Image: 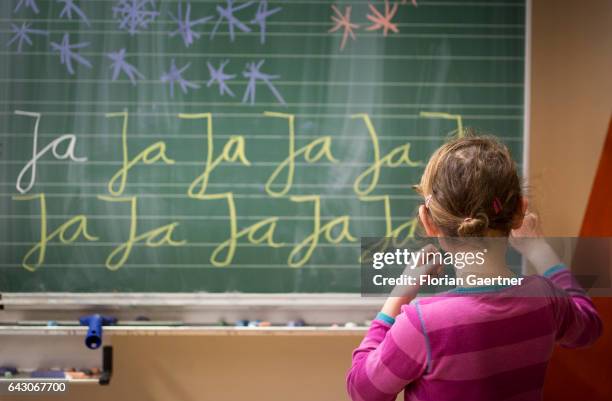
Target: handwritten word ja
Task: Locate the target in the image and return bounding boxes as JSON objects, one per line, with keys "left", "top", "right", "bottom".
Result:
{"left": 15, "top": 111, "right": 87, "bottom": 194}
{"left": 180, "top": 113, "right": 250, "bottom": 198}
{"left": 12, "top": 193, "right": 98, "bottom": 271}
{"left": 352, "top": 113, "right": 421, "bottom": 196}
{"left": 106, "top": 110, "right": 175, "bottom": 196}
{"left": 265, "top": 112, "right": 338, "bottom": 197}
{"left": 288, "top": 195, "right": 356, "bottom": 268}
{"left": 98, "top": 195, "right": 185, "bottom": 270}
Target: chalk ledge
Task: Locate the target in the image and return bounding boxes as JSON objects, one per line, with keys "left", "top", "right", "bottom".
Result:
{"left": 0, "top": 325, "right": 367, "bottom": 336}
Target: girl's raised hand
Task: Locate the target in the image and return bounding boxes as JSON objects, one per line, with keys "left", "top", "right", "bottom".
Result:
{"left": 510, "top": 212, "right": 562, "bottom": 275}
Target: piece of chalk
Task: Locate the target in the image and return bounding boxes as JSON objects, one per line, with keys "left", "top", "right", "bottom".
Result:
{"left": 248, "top": 320, "right": 261, "bottom": 327}
{"left": 344, "top": 322, "right": 358, "bottom": 328}
{"left": 235, "top": 320, "right": 249, "bottom": 327}
{"left": 258, "top": 321, "right": 271, "bottom": 327}
{"left": 0, "top": 367, "right": 18, "bottom": 375}
{"left": 287, "top": 319, "right": 305, "bottom": 327}
{"left": 66, "top": 371, "right": 86, "bottom": 380}
{"left": 31, "top": 370, "right": 65, "bottom": 379}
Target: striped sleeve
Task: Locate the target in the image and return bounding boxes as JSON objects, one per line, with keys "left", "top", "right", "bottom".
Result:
{"left": 544, "top": 265, "right": 603, "bottom": 348}
{"left": 346, "top": 306, "right": 428, "bottom": 401}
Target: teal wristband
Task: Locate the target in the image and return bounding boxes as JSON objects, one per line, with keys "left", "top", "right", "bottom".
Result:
{"left": 376, "top": 312, "right": 395, "bottom": 325}
{"left": 543, "top": 264, "right": 567, "bottom": 278}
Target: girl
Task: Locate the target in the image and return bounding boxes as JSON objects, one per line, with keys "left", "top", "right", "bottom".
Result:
{"left": 347, "top": 135, "right": 602, "bottom": 401}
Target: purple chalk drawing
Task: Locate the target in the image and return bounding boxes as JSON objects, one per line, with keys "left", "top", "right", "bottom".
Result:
{"left": 210, "top": 0, "right": 254, "bottom": 42}
{"left": 58, "top": 0, "right": 90, "bottom": 26}
{"left": 206, "top": 60, "right": 236, "bottom": 97}
{"left": 112, "top": 0, "right": 159, "bottom": 35}
{"left": 169, "top": 2, "right": 212, "bottom": 47}
{"left": 107, "top": 49, "right": 144, "bottom": 85}
{"left": 50, "top": 33, "right": 92, "bottom": 75}
{"left": 14, "top": 0, "right": 39, "bottom": 14}
{"left": 6, "top": 22, "right": 48, "bottom": 53}
{"left": 242, "top": 60, "right": 285, "bottom": 106}
{"left": 251, "top": 0, "right": 281, "bottom": 45}
{"left": 161, "top": 59, "right": 199, "bottom": 98}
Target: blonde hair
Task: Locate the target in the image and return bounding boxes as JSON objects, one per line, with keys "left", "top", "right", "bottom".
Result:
{"left": 414, "top": 133, "right": 522, "bottom": 237}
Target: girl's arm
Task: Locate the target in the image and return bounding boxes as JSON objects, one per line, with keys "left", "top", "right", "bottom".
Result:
{"left": 544, "top": 265, "right": 602, "bottom": 348}
{"left": 346, "top": 306, "right": 428, "bottom": 401}
{"left": 511, "top": 213, "right": 603, "bottom": 348}
{"left": 347, "top": 246, "right": 440, "bottom": 401}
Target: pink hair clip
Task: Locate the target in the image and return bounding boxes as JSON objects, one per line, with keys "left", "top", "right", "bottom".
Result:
{"left": 492, "top": 197, "right": 503, "bottom": 214}
{"left": 425, "top": 195, "right": 432, "bottom": 209}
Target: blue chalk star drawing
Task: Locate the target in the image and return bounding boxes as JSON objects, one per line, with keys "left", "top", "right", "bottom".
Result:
{"left": 210, "top": 0, "right": 254, "bottom": 42}
{"left": 251, "top": 0, "right": 281, "bottom": 44}
{"left": 206, "top": 60, "right": 236, "bottom": 97}
{"left": 107, "top": 49, "right": 144, "bottom": 85}
{"left": 14, "top": 0, "right": 39, "bottom": 14}
{"left": 112, "top": 0, "right": 159, "bottom": 35}
{"left": 169, "top": 2, "right": 212, "bottom": 47}
{"left": 161, "top": 59, "right": 199, "bottom": 98}
{"left": 6, "top": 22, "right": 48, "bottom": 53}
{"left": 242, "top": 60, "right": 285, "bottom": 105}
{"left": 57, "top": 0, "right": 90, "bottom": 26}
{"left": 50, "top": 33, "right": 92, "bottom": 75}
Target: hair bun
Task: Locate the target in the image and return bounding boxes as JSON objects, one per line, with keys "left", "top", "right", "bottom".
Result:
{"left": 457, "top": 213, "right": 489, "bottom": 237}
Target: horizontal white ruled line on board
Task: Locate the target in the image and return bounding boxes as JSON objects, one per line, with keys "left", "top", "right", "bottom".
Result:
{"left": 38, "top": 0, "right": 524, "bottom": 7}
{"left": 1, "top": 160, "right": 408, "bottom": 167}
{"left": 0, "top": 161, "right": 521, "bottom": 168}
{"left": 0, "top": 133, "right": 523, "bottom": 141}
{"left": 1, "top": 215, "right": 414, "bottom": 221}
{"left": 0, "top": 51, "right": 523, "bottom": 61}
{"left": 0, "top": 99, "right": 524, "bottom": 109}
{"left": 0, "top": 161, "right": 425, "bottom": 168}
{"left": 0, "top": 29, "right": 524, "bottom": 40}
{"left": 0, "top": 18, "right": 524, "bottom": 29}
{"left": 0, "top": 182, "right": 414, "bottom": 189}
{"left": 0, "top": 182, "right": 416, "bottom": 190}
{"left": 0, "top": 242, "right": 361, "bottom": 248}
{"left": 0, "top": 264, "right": 360, "bottom": 269}
{"left": 1, "top": 78, "right": 523, "bottom": 89}
{"left": 0, "top": 79, "right": 524, "bottom": 87}
{"left": 0, "top": 193, "right": 422, "bottom": 199}
{"left": 0, "top": 111, "right": 523, "bottom": 119}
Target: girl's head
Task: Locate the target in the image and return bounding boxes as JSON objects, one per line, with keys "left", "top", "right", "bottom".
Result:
{"left": 415, "top": 134, "right": 526, "bottom": 237}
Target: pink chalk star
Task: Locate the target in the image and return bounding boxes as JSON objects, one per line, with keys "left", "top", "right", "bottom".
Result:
{"left": 328, "top": 5, "right": 359, "bottom": 51}
{"left": 367, "top": 0, "right": 399, "bottom": 36}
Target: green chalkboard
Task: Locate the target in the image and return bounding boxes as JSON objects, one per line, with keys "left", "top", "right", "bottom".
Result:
{"left": 0, "top": 0, "right": 525, "bottom": 292}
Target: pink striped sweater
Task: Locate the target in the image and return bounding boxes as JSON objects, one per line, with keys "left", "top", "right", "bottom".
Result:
{"left": 347, "top": 266, "right": 602, "bottom": 401}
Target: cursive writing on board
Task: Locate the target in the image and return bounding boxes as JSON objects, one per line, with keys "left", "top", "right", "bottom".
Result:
{"left": 11, "top": 110, "right": 462, "bottom": 271}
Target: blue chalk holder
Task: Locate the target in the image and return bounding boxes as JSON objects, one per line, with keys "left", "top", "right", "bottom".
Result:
{"left": 79, "top": 314, "right": 117, "bottom": 350}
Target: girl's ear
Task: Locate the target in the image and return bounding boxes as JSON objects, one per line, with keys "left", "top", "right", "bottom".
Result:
{"left": 419, "top": 205, "right": 441, "bottom": 237}
{"left": 510, "top": 196, "right": 528, "bottom": 230}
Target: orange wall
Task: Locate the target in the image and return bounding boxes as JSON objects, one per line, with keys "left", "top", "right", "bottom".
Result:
{"left": 530, "top": 1, "right": 612, "bottom": 400}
